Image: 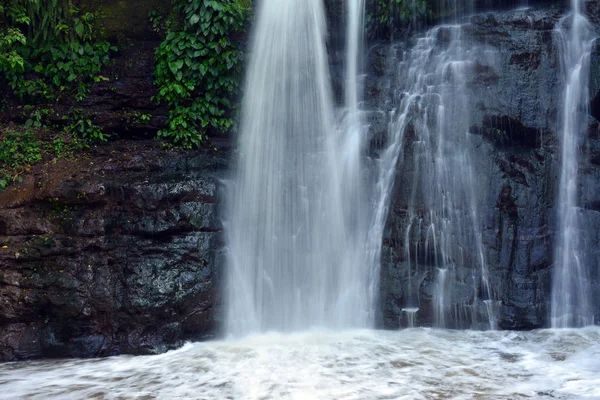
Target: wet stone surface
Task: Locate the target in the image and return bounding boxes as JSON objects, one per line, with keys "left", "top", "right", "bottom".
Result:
{"left": 0, "top": 140, "right": 228, "bottom": 361}
{"left": 378, "top": 5, "right": 600, "bottom": 330}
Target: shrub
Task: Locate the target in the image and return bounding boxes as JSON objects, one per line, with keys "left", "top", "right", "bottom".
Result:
{"left": 153, "top": 0, "right": 249, "bottom": 148}
{"left": 0, "top": 0, "right": 115, "bottom": 102}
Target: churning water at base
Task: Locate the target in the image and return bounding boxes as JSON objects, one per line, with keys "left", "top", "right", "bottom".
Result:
{"left": 551, "top": 0, "right": 596, "bottom": 328}
{"left": 2, "top": 328, "right": 600, "bottom": 399}
{"left": 225, "top": 0, "right": 374, "bottom": 334}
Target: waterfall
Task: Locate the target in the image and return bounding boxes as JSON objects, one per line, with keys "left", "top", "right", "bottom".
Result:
{"left": 551, "top": 0, "right": 596, "bottom": 328}
{"left": 225, "top": 0, "right": 374, "bottom": 335}
{"left": 389, "top": 23, "right": 499, "bottom": 329}
{"left": 346, "top": 0, "right": 364, "bottom": 116}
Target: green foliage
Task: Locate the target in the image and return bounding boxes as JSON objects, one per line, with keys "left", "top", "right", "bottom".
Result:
{"left": 32, "top": 38, "right": 114, "bottom": 101}
{"left": 24, "top": 107, "right": 52, "bottom": 128}
{"left": 149, "top": 9, "right": 166, "bottom": 34}
{"left": 52, "top": 137, "right": 67, "bottom": 157}
{"left": 0, "top": 0, "right": 115, "bottom": 102}
{"left": 63, "top": 110, "right": 107, "bottom": 142}
{"left": 0, "top": 123, "right": 96, "bottom": 191}
{"left": 48, "top": 131, "right": 86, "bottom": 158}
{"left": 0, "top": 1, "right": 116, "bottom": 191}
{"left": 149, "top": 8, "right": 180, "bottom": 36}
{"left": 366, "top": 0, "right": 429, "bottom": 39}
{"left": 0, "top": 129, "right": 41, "bottom": 190}
{"left": 153, "top": 0, "right": 249, "bottom": 148}
{"left": 0, "top": 129, "right": 41, "bottom": 169}
{"left": 0, "top": 27, "right": 26, "bottom": 86}
{"left": 140, "top": 113, "right": 152, "bottom": 124}
{"left": 66, "top": 118, "right": 106, "bottom": 142}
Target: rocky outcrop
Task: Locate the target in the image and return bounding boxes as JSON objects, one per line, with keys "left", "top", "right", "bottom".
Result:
{"left": 77, "top": 0, "right": 171, "bottom": 41}
{"left": 79, "top": 40, "right": 168, "bottom": 138}
{"left": 0, "top": 140, "right": 227, "bottom": 361}
{"left": 591, "top": 38, "right": 600, "bottom": 121}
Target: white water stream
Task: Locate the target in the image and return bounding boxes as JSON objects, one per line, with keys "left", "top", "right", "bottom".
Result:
{"left": 2, "top": 328, "right": 599, "bottom": 399}
{"left": 551, "top": 0, "right": 596, "bottom": 328}
{"left": 225, "top": 0, "right": 383, "bottom": 335}
{"left": 389, "top": 22, "right": 499, "bottom": 329}
{"left": 225, "top": 0, "right": 363, "bottom": 334}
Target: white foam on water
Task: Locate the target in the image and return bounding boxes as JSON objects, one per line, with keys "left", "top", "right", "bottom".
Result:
{"left": 2, "top": 328, "right": 599, "bottom": 399}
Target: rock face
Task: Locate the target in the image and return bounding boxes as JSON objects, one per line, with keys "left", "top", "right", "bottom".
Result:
{"left": 78, "top": 0, "right": 171, "bottom": 41}
{"left": 378, "top": 4, "right": 600, "bottom": 330}
{"left": 0, "top": 141, "right": 227, "bottom": 361}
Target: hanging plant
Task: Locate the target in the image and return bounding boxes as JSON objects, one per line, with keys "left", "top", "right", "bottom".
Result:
{"left": 153, "top": 0, "right": 250, "bottom": 148}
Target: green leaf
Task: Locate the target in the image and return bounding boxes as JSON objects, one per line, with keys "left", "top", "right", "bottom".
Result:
{"left": 75, "top": 22, "right": 85, "bottom": 37}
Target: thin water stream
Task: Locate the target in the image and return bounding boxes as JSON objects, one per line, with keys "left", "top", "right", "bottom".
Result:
{"left": 551, "top": 0, "right": 596, "bottom": 328}
{"left": 389, "top": 22, "right": 499, "bottom": 329}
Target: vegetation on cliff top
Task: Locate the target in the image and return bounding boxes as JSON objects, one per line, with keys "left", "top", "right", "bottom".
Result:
{"left": 153, "top": 0, "right": 250, "bottom": 148}
{"left": 366, "top": 0, "right": 429, "bottom": 39}
{"left": 0, "top": 0, "right": 251, "bottom": 190}
{"left": 0, "top": 0, "right": 429, "bottom": 189}
{"left": 0, "top": 0, "right": 115, "bottom": 103}
{"left": 0, "top": 0, "right": 114, "bottom": 189}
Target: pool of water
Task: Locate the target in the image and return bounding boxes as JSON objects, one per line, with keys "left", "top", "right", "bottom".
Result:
{"left": 1, "top": 328, "right": 599, "bottom": 399}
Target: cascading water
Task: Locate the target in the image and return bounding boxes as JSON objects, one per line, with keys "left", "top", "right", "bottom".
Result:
{"left": 225, "top": 0, "right": 374, "bottom": 335}
{"left": 389, "top": 22, "right": 499, "bottom": 329}
{"left": 551, "top": 0, "right": 596, "bottom": 328}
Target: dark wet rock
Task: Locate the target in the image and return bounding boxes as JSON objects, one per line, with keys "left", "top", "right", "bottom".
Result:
{"left": 509, "top": 52, "right": 542, "bottom": 70}
{"left": 367, "top": 45, "right": 393, "bottom": 77}
{"left": 364, "top": 44, "right": 399, "bottom": 157}
{"left": 79, "top": 0, "right": 170, "bottom": 41}
{"left": 465, "top": 8, "right": 563, "bottom": 134}
{"left": 591, "top": 39, "right": 600, "bottom": 121}
{"left": 470, "top": 62, "right": 501, "bottom": 86}
{"left": 585, "top": 0, "right": 600, "bottom": 26}
{"left": 485, "top": 145, "right": 556, "bottom": 330}
{"left": 80, "top": 40, "right": 168, "bottom": 138}
{"left": 471, "top": 115, "right": 549, "bottom": 149}
{"left": 0, "top": 140, "right": 227, "bottom": 361}
{"left": 496, "top": 185, "right": 519, "bottom": 223}
{"left": 378, "top": 4, "right": 600, "bottom": 330}
{"left": 324, "top": 0, "right": 346, "bottom": 47}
